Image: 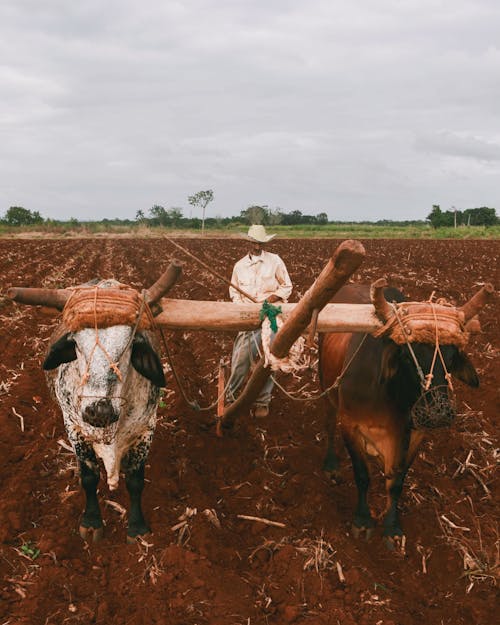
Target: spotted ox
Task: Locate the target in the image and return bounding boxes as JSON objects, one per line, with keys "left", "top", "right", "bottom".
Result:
{"left": 8, "top": 264, "right": 181, "bottom": 542}
{"left": 319, "top": 279, "right": 493, "bottom": 548}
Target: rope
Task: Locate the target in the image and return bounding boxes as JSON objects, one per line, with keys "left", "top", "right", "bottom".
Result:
{"left": 389, "top": 303, "right": 426, "bottom": 386}
{"left": 253, "top": 328, "right": 369, "bottom": 403}
{"left": 261, "top": 315, "right": 308, "bottom": 373}
{"left": 74, "top": 284, "right": 155, "bottom": 406}
{"left": 78, "top": 284, "right": 123, "bottom": 388}
{"left": 157, "top": 327, "right": 244, "bottom": 412}
{"left": 372, "top": 301, "right": 468, "bottom": 347}
{"left": 389, "top": 302, "right": 455, "bottom": 393}
{"left": 425, "top": 303, "right": 454, "bottom": 391}
{"left": 164, "top": 236, "right": 258, "bottom": 303}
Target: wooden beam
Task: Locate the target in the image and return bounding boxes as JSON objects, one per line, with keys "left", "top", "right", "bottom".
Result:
{"left": 222, "top": 239, "right": 366, "bottom": 427}
{"left": 155, "top": 300, "right": 382, "bottom": 333}
{"left": 145, "top": 259, "right": 183, "bottom": 306}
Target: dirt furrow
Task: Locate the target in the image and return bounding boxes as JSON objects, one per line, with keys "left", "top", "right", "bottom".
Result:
{"left": 0, "top": 237, "right": 497, "bottom": 625}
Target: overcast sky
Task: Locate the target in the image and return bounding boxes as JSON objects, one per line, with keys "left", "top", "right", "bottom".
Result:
{"left": 1, "top": 0, "right": 499, "bottom": 222}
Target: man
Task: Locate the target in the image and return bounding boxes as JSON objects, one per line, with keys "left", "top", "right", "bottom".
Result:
{"left": 227, "top": 224, "right": 293, "bottom": 417}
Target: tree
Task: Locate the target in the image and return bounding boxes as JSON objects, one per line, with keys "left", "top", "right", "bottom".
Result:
{"left": 188, "top": 190, "right": 214, "bottom": 235}
{"left": 316, "top": 212, "right": 328, "bottom": 225}
{"left": 267, "top": 207, "right": 284, "bottom": 225}
{"left": 282, "top": 210, "right": 303, "bottom": 225}
{"left": 240, "top": 205, "right": 269, "bottom": 225}
{"left": 149, "top": 204, "right": 168, "bottom": 226}
{"left": 4, "top": 206, "right": 44, "bottom": 226}
{"left": 166, "top": 207, "right": 183, "bottom": 227}
{"left": 463, "top": 206, "right": 498, "bottom": 226}
{"left": 426, "top": 204, "right": 444, "bottom": 228}
{"left": 427, "top": 204, "right": 498, "bottom": 228}
{"left": 135, "top": 209, "right": 146, "bottom": 223}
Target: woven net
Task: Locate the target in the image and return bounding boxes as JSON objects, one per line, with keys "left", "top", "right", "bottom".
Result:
{"left": 62, "top": 283, "right": 152, "bottom": 331}
{"left": 410, "top": 385, "right": 457, "bottom": 429}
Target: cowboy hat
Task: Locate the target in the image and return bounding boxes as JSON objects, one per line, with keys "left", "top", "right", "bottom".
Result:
{"left": 246, "top": 224, "right": 276, "bottom": 243}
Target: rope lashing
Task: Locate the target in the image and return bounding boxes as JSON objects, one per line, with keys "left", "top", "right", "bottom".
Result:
{"left": 259, "top": 300, "right": 282, "bottom": 333}
{"left": 259, "top": 312, "right": 308, "bottom": 374}
{"left": 61, "top": 282, "right": 156, "bottom": 390}
{"left": 62, "top": 283, "right": 153, "bottom": 332}
{"left": 372, "top": 300, "right": 469, "bottom": 348}
{"left": 376, "top": 302, "right": 458, "bottom": 392}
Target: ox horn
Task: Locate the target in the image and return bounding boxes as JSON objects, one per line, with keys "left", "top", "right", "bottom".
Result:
{"left": 144, "top": 259, "right": 183, "bottom": 309}
{"left": 460, "top": 283, "right": 495, "bottom": 322}
{"left": 6, "top": 287, "right": 71, "bottom": 311}
{"left": 370, "top": 278, "right": 393, "bottom": 322}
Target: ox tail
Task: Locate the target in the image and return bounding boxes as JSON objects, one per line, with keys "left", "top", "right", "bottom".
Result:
{"left": 93, "top": 443, "right": 123, "bottom": 490}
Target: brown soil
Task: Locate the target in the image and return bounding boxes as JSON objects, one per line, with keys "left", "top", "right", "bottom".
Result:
{"left": 0, "top": 238, "right": 498, "bottom": 625}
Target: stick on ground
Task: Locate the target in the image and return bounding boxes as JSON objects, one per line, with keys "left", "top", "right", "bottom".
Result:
{"left": 237, "top": 514, "right": 286, "bottom": 528}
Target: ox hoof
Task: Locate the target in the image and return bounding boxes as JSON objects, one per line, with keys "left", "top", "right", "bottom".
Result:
{"left": 323, "top": 468, "right": 342, "bottom": 484}
{"left": 383, "top": 534, "right": 406, "bottom": 554}
{"left": 79, "top": 525, "right": 104, "bottom": 543}
{"left": 351, "top": 524, "right": 374, "bottom": 541}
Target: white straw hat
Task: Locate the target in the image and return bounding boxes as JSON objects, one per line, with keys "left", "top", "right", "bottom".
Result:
{"left": 246, "top": 224, "right": 276, "bottom": 243}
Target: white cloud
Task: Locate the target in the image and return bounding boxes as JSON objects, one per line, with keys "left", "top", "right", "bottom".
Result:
{"left": 415, "top": 131, "right": 500, "bottom": 161}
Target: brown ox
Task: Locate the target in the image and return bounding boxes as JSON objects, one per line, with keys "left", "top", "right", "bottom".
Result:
{"left": 319, "top": 279, "right": 494, "bottom": 548}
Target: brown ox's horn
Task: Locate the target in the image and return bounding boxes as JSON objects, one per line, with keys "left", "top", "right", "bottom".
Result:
{"left": 144, "top": 259, "right": 183, "bottom": 309}
{"left": 6, "top": 287, "right": 71, "bottom": 311}
{"left": 464, "top": 316, "right": 481, "bottom": 334}
{"left": 370, "top": 278, "right": 393, "bottom": 322}
{"left": 460, "top": 283, "right": 495, "bottom": 322}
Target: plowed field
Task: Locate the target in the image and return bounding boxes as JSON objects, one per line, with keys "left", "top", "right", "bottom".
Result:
{"left": 0, "top": 237, "right": 498, "bottom": 625}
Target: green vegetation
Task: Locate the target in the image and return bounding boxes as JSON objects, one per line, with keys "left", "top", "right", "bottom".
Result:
{"left": 0, "top": 203, "right": 498, "bottom": 238}
{"left": 19, "top": 541, "right": 40, "bottom": 560}
{"left": 427, "top": 204, "right": 497, "bottom": 228}
{"left": 4, "top": 206, "right": 44, "bottom": 226}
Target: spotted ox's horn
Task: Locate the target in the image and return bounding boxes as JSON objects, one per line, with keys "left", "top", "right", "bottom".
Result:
{"left": 370, "top": 278, "right": 393, "bottom": 322}
{"left": 144, "top": 259, "right": 183, "bottom": 309}
{"left": 460, "top": 283, "right": 495, "bottom": 322}
{"left": 6, "top": 287, "right": 71, "bottom": 311}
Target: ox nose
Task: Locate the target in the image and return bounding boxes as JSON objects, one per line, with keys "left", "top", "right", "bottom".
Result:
{"left": 82, "top": 399, "right": 119, "bottom": 428}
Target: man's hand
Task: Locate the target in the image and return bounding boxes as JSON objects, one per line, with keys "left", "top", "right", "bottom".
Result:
{"left": 267, "top": 294, "right": 282, "bottom": 304}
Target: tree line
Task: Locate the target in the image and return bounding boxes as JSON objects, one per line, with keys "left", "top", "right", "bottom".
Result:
{"left": 1, "top": 200, "right": 498, "bottom": 228}
{"left": 426, "top": 205, "right": 498, "bottom": 228}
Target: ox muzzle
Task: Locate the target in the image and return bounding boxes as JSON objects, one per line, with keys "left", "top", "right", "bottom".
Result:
{"left": 82, "top": 398, "right": 119, "bottom": 428}
{"left": 410, "top": 385, "right": 457, "bottom": 429}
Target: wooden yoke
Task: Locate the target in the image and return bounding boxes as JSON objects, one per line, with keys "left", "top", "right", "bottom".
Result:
{"left": 222, "top": 239, "right": 366, "bottom": 428}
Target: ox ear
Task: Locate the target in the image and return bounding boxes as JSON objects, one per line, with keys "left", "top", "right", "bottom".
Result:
{"left": 131, "top": 335, "right": 166, "bottom": 388}
{"left": 451, "top": 350, "right": 479, "bottom": 388}
{"left": 43, "top": 334, "right": 77, "bottom": 370}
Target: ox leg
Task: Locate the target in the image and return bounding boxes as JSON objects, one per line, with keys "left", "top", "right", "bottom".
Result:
{"left": 322, "top": 398, "right": 341, "bottom": 482}
{"left": 79, "top": 454, "right": 104, "bottom": 542}
{"left": 382, "top": 429, "right": 424, "bottom": 549}
{"left": 343, "top": 432, "right": 374, "bottom": 539}
{"left": 125, "top": 464, "right": 149, "bottom": 541}
{"left": 382, "top": 468, "right": 406, "bottom": 545}
{"left": 66, "top": 426, "right": 103, "bottom": 541}
{"left": 122, "top": 442, "right": 151, "bottom": 541}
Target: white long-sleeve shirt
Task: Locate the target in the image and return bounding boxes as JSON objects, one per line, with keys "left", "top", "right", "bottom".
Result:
{"left": 229, "top": 250, "right": 293, "bottom": 303}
